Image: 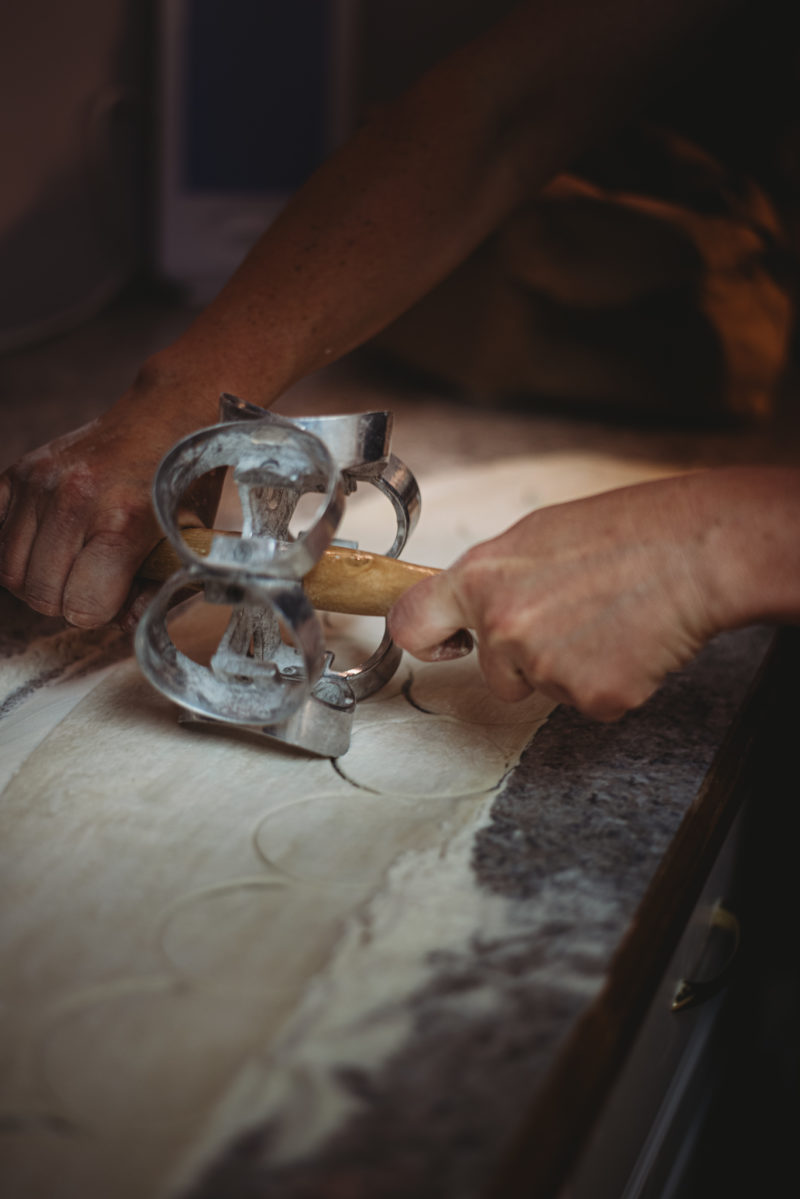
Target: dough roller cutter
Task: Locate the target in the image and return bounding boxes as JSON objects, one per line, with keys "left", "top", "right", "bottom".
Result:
{"left": 134, "top": 395, "right": 423, "bottom": 757}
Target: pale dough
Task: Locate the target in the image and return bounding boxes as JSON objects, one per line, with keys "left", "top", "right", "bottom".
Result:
{"left": 0, "top": 449, "right": 681, "bottom": 1199}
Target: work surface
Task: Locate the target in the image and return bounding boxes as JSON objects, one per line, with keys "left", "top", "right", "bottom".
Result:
{"left": 0, "top": 291, "right": 796, "bottom": 1198}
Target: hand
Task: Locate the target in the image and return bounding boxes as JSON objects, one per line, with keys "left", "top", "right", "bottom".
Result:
{"left": 0, "top": 376, "right": 221, "bottom": 629}
{"left": 389, "top": 475, "right": 728, "bottom": 721}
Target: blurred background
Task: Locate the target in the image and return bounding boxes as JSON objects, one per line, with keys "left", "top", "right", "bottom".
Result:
{"left": 0, "top": 0, "right": 519, "bottom": 349}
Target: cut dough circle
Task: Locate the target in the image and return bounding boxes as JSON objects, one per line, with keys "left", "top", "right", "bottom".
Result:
{"left": 407, "top": 656, "right": 555, "bottom": 725}
{"left": 157, "top": 878, "right": 293, "bottom": 993}
{"left": 254, "top": 790, "right": 480, "bottom": 887}
{"left": 336, "top": 715, "right": 509, "bottom": 797}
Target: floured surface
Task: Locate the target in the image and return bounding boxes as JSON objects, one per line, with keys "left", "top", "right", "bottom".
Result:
{"left": 0, "top": 449, "right": 687, "bottom": 1199}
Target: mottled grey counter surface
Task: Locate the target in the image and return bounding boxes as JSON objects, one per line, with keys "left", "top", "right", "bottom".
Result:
{"left": 183, "top": 626, "right": 773, "bottom": 1199}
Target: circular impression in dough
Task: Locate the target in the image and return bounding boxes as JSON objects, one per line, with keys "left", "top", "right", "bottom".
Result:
{"left": 407, "top": 656, "right": 555, "bottom": 725}
{"left": 337, "top": 715, "right": 508, "bottom": 797}
{"left": 157, "top": 878, "right": 304, "bottom": 994}
{"left": 254, "top": 789, "right": 481, "bottom": 888}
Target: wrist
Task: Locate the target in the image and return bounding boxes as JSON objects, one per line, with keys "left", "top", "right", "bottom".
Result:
{"left": 689, "top": 467, "right": 800, "bottom": 631}
{"left": 132, "top": 350, "right": 225, "bottom": 418}
{"left": 130, "top": 322, "right": 294, "bottom": 428}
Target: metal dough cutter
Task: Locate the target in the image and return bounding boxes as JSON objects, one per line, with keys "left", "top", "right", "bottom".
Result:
{"left": 134, "top": 395, "right": 421, "bottom": 757}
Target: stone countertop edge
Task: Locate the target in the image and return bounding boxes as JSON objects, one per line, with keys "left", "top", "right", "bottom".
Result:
{"left": 488, "top": 623, "right": 783, "bottom": 1198}
{"left": 179, "top": 625, "right": 778, "bottom": 1199}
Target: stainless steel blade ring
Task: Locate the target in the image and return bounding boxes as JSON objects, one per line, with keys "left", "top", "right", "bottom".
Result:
{"left": 152, "top": 418, "right": 345, "bottom": 581}
{"left": 136, "top": 571, "right": 325, "bottom": 727}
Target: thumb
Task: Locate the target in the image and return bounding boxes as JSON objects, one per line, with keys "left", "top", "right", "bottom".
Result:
{"left": 388, "top": 573, "right": 473, "bottom": 661}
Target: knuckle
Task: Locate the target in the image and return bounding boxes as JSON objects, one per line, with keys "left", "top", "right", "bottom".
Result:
{"left": 482, "top": 611, "right": 528, "bottom": 657}
{"left": 98, "top": 501, "right": 154, "bottom": 543}
{"left": 455, "top": 544, "right": 494, "bottom": 594}
{"left": 9, "top": 450, "right": 60, "bottom": 495}
{"left": 460, "top": 541, "right": 492, "bottom": 568}
{"left": 53, "top": 474, "right": 94, "bottom": 517}
{"left": 88, "top": 524, "right": 145, "bottom": 560}
{"left": 89, "top": 527, "right": 134, "bottom": 556}
{"left": 530, "top": 645, "right": 558, "bottom": 685}
{"left": 56, "top": 466, "right": 96, "bottom": 509}
{"left": 10, "top": 463, "right": 96, "bottom": 532}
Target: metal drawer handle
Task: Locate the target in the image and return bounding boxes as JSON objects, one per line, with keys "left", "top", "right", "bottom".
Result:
{"left": 671, "top": 900, "right": 741, "bottom": 1012}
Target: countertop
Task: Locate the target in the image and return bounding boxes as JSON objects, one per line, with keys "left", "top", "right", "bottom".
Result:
{"left": 0, "top": 286, "right": 797, "bottom": 1198}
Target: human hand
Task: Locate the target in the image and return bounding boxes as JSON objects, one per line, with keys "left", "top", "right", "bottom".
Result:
{"left": 389, "top": 475, "right": 728, "bottom": 721}
{"left": 0, "top": 377, "right": 221, "bottom": 629}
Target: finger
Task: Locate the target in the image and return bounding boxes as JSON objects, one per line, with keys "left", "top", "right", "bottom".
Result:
{"left": 24, "top": 511, "right": 87, "bottom": 617}
{"left": 0, "top": 491, "right": 39, "bottom": 598}
{"left": 477, "top": 644, "right": 580, "bottom": 707}
{"left": 535, "top": 681, "right": 575, "bottom": 708}
{"left": 63, "top": 530, "right": 154, "bottom": 628}
{"left": 388, "top": 573, "right": 473, "bottom": 661}
{"left": 0, "top": 474, "right": 10, "bottom": 523}
{"left": 477, "top": 644, "right": 535, "bottom": 703}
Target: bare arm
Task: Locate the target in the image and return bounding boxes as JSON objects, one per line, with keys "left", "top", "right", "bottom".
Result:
{"left": 0, "top": 0, "right": 730, "bottom": 626}
{"left": 151, "top": 0, "right": 728, "bottom": 402}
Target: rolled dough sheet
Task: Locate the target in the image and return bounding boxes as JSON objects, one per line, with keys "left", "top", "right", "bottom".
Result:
{"left": 0, "top": 451, "right": 680, "bottom": 1199}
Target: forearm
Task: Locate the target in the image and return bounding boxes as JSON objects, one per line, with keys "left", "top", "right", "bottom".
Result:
{"left": 145, "top": 0, "right": 730, "bottom": 415}
{"left": 695, "top": 466, "right": 800, "bottom": 629}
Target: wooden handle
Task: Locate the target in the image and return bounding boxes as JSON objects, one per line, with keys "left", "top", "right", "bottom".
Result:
{"left": 139, "top": 529, "right": 439, "bottom": 617}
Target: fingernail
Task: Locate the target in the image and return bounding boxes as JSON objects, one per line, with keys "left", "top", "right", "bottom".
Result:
{"left": 427, "top": 628, "right": 474, "bottom": 660}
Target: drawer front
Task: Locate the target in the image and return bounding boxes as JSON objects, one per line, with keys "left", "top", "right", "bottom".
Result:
{"left": 565, "top": 804, "right": 746, "bottom": 1199}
